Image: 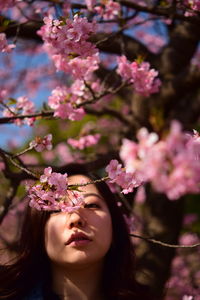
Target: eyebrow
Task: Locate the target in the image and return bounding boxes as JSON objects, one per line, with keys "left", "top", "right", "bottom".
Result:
{"left": 83, "top": 193, "right": 104, "bottom": 201}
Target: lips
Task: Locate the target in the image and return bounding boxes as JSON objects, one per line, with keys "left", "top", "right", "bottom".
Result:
{"left": 65, "top": 232, "right": 92, "bottom": 246}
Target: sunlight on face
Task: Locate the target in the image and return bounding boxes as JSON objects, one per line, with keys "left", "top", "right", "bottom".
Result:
{"left": 44, "top": 175, "right": 113, "bottom": 269}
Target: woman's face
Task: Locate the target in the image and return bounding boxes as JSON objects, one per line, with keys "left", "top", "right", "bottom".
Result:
{"left": 44, "top": 175, "right": 113, "bottom": 269}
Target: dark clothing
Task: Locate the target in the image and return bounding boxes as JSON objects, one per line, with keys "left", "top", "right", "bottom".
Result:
{"left": 23, "top": 283, "right": 59, "bottom": 300}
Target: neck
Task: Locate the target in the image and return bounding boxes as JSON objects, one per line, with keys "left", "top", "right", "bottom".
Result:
{"left": 50, "top": 262, "right": 104, "bottom": 300}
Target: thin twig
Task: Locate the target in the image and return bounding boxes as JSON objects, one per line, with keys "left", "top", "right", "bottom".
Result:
{"left": 0, "top": 148, "right": 39, "bottom": 179}
{"left": 8, "top": 156, "right": 39, "bottom": 179}
{"left": 68, "top": 176, "right": 109, "bottom": 188}
{"left": 130, "top": 232, "right": 200, "bottom": 248}
{"left": 0, "top": 102, "right": 18, "bottom": 116}
{"left": 83, "top": 80, "right": 96, "bottom": 99}
{"left": 11, "top": 145, "right": 34, "bottom": 159}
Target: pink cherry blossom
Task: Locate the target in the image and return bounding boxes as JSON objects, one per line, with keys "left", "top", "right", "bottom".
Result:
{"left": 166, "top": 229, "right": 200, "bottom": 299}
{"left": 85, "top": 0, "right": 96, "bottom": 10}
{"left": 52, "top": 53, "right": 100, "bottom": 80}
{"left": 105, "top": 159, "right": 141, "bottom": 194}
{"left": 48, "top": 172, "right": 68, "bottom": 195}
{"left": 27, "top": 167, "right": 88, "bottom": 212}
{"left": 55, "top": 143, "right": 74, "bottom": 164}
{"left": 38, "top": 14, "right": 99, "bottom": 79}
{"left": 0, "top": 0, "right": 15, "bottom": 11}
{"left": 182, "top": 296, "right": 193, "bottom": 300}
{"left": 135, "top": 185, "right": 146, "bottom": 204}
{"left": 183, "top": 213, "right": 198, "bottom": 226}
{"left": 134, "top": 30, "right": 166, "bottom": 54}
{"left": 67, "top": 134, "right": 101, "bottom": 150}
{"left": 65, "top": 190, "right": 85, "bottom": 208}
{"left": 48, "top": 86, "right": 70, "bottom": 110}
{"left": 117, "top": 55, "right": 161, "bottom": 96}
{"left": 41, "top": 168, "right": 68, "bottom": 195}
{"left": 54, "top": 103, "right": 85, "bottom": 121}
{"left": 2, "top": 96, "right": 36, "bottom": 126}
{"left": 40, "top": 166, "right": 53, "bottom": 183}
{"left": 120, "top": 121, "right": 200, "bottom": 200}
{"left": 0, "top": 33, "right": 15, "bottom": 53}
{"left": 94, "top": 1, "right": 121, "bottom": 20}
{"left": 0, "top": 89, "right": 8, "bottom": 102}
{"left": 0, "top": 161, "right": 5, "bottom": 171}
{"left": 120, "top": 128, "right": 158, "bottom": 173}
{"left": 29, "top": 134, "right": 52, "bottom": 152}
{"left": 179, "top": 233, "right": 200, "bottom": 246}
{"left": 184, "top": 0, "right": 200, "bottom": 11}
{"left": 116, "top": 171, "right": 140, "bottom": 194}
{"left": 48, "top": 86, "right": 86, "bottom": 121}
{"left": 116, "top": 55, "right": 133, "bottom": 81}
{"left": 105, "top": 159, "right": 123, "bottom": 180}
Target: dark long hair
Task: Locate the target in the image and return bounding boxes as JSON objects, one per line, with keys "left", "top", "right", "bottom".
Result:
{"left": 0, "top": 163, "right": 159, "bottom": 300}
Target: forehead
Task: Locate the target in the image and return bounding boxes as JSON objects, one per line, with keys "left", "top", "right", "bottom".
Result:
{"left": 68, "top": 174, "right": 101, "bottom": 195}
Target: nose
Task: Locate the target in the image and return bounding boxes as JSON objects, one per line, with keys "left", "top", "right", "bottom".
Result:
{"left": 67, "top": 211, "right": 86, "bottom": 229}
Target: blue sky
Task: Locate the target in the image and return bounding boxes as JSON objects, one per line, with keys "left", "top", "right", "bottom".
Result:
{"left": 0, "top": 47, "right": 51, "bottom": 149}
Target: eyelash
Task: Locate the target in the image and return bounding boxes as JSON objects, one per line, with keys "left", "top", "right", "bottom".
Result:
{"left": 49, "top": 209, "right": 61, "bottom": 214}
{"left": 49, "top": 203, "right": 100, "bottom": 213}
{"left": 84, "top": 203, "right": 100, "bottom": 209}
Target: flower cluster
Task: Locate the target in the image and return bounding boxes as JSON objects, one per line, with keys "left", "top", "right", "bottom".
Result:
{"left": 54, "top": 53, "right": 100, "bottom": 80}
{"left": 38, "top": 14, "right": 99, "bottom": 79}
{"left": 182, "top": 296, "right": 194, "bottom": 300}
{"left": 0, "top": 89, "right": 8, "bottom": 102}
{"left": 184, "top": 0, "right": 200, "bottom": 11}
{"left": 94, "top": 1, "right": 121, "bottom": 20}
{"left": 166, "top": 232, "right": 200, "bottom": 299}
{"left": 106, "top": 159, "right": 141, "bottom": 194}
{"left": 120, "top": 121, "right": 200, "bottom": 200}
{"left": 28, "top": 167, "right": 85, "bottom": 212}
{"left": 2, "top": 96, "right": 36, "bottom": 126}
{"left": 29, "top": 134, "right": 52, "bottom": 152}
{"left": 0, "top": 0, "right": 15, "bottom": 11}
{"left": 0, "top": 33, "right": 15, "bottom": 53}
{"left": 117, "top": 55, "right": 161, "bottom": 96}
{"left": 85, "top": 0, "right": 96, "bottom": 11}
{"left": 67, "top": 134, "right": 100, "bottom": 150}
{"left": 48, "top": 86, "right": 85, "bottom": 121}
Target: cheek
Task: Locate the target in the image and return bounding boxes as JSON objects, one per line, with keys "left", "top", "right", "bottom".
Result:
{"left": 96, "top": 214, "right": 113, "bottom": 251}
{"left": 44, "top": 220, "right": 64, "bottom": 257}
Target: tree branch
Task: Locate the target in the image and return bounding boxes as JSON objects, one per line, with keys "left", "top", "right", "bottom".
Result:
{"left": 4, "top": 18, "right": 42, "bottom": 41}
{"left": 86, "top": 107, "right": 131, "bottom": 126}
{"left": 159, "top": 22, "right": 200, "bottom": 77}
{"left": 0, "top": 111, "right": 53, "bottom": 124}
{"left": 154, "top": 67, "right": 200, "bottom": 127}
{"left": 91, "top": 32, "right": 155, "bottom": 62}
{"left": 119, "top": 1, "right": 200, "bottom": 25}
{"left": 71, "top": 1, "right": 200, "bottom": 24}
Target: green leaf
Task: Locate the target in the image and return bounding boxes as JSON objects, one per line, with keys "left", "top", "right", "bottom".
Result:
{"left": 7, "top": 98, "right": 17, "bottom": 105}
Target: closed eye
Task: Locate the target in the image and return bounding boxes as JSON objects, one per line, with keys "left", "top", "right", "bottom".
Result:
{"left": 49, "top": 209, "right": 62, "bottom": 214}
{"left": 84, "top": 203, "right": 100, "bottom": 209}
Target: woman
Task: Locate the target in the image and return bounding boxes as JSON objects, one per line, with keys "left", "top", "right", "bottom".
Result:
{"left": 0, "top": 164, "right": 160, "bottom": 300}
